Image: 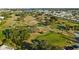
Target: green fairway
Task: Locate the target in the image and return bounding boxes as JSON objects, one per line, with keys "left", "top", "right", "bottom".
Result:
{"left": 37, "top": 32, "right": 74, "bottom": 47}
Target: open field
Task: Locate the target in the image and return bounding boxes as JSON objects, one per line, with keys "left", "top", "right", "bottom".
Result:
{"left": 0, "top": 9, "right": 79, "bottom": 50}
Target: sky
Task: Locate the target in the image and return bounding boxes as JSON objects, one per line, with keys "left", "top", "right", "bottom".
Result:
{"left": 0, "top": 0, "right": 79, "bottom": 8}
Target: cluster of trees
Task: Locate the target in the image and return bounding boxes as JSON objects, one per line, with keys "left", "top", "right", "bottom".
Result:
{"left": 65, "top": 24, "right": 79, "bottom": 31}
{"left": 36, "top": 15, "right": 58, "bottom": 26}
{"left": 2, "top": 27, "right": 62, "bottom": 50}
{"left": 42, "top": 16, "right": 57, "bottom": 26}
{"left": 1, "top": 12, "right": 12, "bottom": 19}
{"left": 57, "top": 23, "right": 79, "bottom": 31}
{"left": 15, "top": 11, "right": 27, "bottom": 17}
{"left": 21, "top": 39, "right": 63, "bottom": 50}
{"left": 15, "top": 11, "right": 27, "bottom": 21}
{"left": 2, "top": 27, "right": 30, "bottom": 49}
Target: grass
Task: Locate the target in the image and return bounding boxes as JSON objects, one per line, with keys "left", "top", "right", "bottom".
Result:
{"left": 36, "top": 32, "right": 74, "bottom": 47}
{"left": 0, "top": 11, "right": 78, "bottom": 49}
{"left": 0, "top": 31, "right": 5, "bottom": 44}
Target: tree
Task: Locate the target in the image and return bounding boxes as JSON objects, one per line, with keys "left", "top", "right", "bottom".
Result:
{"left": 11, "top": 27, "right": 30, "bottom": 49}
{"left": 21, "top": 39, "right": 63, "bottom": 50}
{"left": 21, "top": 39, "right": 50, "bottom": 50}
{"left": 2, "top": 27, "right": 30, "bottom": 49}
{"left": 2, "top": 29, "right": 12, "bottom": 39}
{"left": 57, "top": 24, "right": 66, "bottom": 31}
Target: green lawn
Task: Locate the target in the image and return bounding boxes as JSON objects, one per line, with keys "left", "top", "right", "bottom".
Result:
{"left": 0, "top": 31, "right": 5, "bottom": 44}
{"left": 36, "top": 32, "right": 74, "bottom": 47}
